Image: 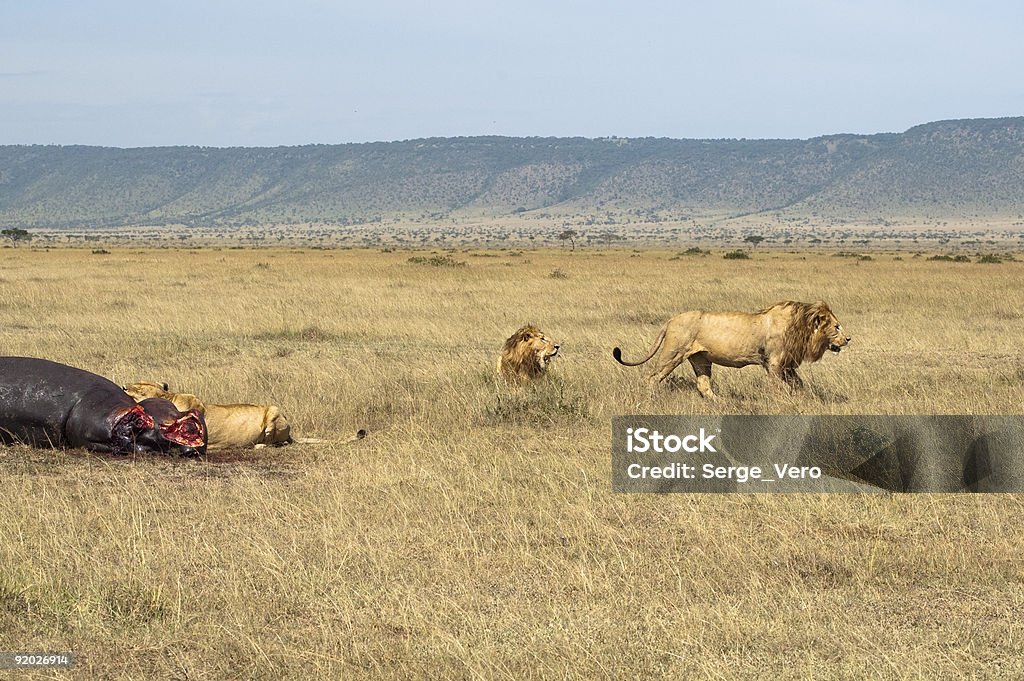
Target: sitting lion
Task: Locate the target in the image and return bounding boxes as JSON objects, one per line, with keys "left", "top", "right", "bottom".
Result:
{"left": 613, "top": 300, "right": 850, "bottom": 398}
{"left": 497, "top": 325, "right": 560, "bottom": 385}
{"left": 122, "top": 381, "right": 293, "bottom": 449}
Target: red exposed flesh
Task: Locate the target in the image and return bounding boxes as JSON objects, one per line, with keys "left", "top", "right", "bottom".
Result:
{"left": 115, "top": 404, "right": 156, "bottom": 433}
{"left": 158, "top": 411, "right": 206, "bottom": 447}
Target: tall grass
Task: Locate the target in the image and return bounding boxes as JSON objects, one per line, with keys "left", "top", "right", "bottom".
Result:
{"left": 1, "top": 246, "right": 1023, "bottom": 678}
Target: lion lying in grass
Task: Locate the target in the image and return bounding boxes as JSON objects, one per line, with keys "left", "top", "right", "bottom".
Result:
{"left": 123, "top": 382, "right": 294, "bottom": 449}
{"left": 497, "top": 325, "right": 560, "bottom": 385}
{"left": 613, "top": 300, "right": 850, "bottom": 398}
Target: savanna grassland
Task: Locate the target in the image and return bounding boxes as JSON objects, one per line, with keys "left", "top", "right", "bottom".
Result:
{"left": 2, "top": 245, "right": 1024, "bottom": 679}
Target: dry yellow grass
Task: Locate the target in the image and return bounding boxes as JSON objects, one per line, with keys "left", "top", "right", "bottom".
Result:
{"left": 2, "top": 245, "right": 1024, "bottom": 679}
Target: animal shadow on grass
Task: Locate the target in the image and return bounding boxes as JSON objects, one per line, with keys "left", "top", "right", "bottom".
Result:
{"left": 182, "top": 448, "right": 303, "bottom": 481}
{"left": 0, "top": 444, "right": 302, "bottom": 482}
{"left": 656, "top": 372, "right": 848, "bottom": 407}
{"left": 804, "top": 382, "right": 850, "bottom": 405}
{"left": 659, "top": 374, "right": 690, "bottom": 392}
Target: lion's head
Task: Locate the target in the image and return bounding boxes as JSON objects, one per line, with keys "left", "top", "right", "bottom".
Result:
{"left": 775, "top": 301, "right": 851, "bottom": 366}
{"left": 497, "top": 324, "right": 560, "bottom": 383}
{"left": 123, "top": 381, "right": 207, "bottom": 414}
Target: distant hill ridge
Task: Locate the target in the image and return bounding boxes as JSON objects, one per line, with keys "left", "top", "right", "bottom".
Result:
{"left": 1, "top": 117, "right": 1022, "bottom": 228}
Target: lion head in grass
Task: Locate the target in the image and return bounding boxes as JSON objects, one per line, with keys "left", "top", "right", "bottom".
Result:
{"left": 123, "top": 381, "right": 206, "bottom": 413}
{"left": 496, "top": 325, "right": 560, "bottom": 384}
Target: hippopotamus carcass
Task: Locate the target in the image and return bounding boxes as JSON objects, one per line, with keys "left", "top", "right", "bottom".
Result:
{"left": 0, "top": 357, "right": 206, "bottom": 455}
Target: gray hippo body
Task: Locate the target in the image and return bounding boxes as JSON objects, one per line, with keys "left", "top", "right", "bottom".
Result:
{"left": 0, "top": 357, "right": 206, "bottom": 455}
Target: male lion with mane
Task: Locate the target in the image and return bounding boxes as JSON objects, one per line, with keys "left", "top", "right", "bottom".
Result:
{"left": 613, "top": 300, "right": 850, "bottom": 398}
{"left": 497, "top": 325, "right": 560, "bottom": 385}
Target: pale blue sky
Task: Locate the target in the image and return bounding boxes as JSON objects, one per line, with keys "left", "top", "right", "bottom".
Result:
{"left": 2, "top": 0, "right": 1022, "bottom": 147}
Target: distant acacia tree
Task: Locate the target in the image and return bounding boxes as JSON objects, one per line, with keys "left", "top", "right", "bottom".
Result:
{"left": 1, "top": 228, "right": 31, "bottom": 247}
{"left": 558, "top": 229, "right": 578, "bottom": 251}
{"left": 744, "top": 235, "right": 766, "bottom": 248}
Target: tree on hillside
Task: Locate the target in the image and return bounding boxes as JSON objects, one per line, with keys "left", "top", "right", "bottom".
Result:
{"left": 558, "top": 229, "right": 578, "bottom": 251}
{"left": 1, "top": 228, "right": 31, "bottom": 247}
{"left": 744, "top": 235, "right": 766, "bottom": 248}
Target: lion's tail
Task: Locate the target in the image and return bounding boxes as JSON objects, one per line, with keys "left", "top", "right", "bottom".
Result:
{"left": 612, "top": 326, "right": 667, "bottom": 367}
{"left": 291, "top": 430, "right": 367, "bottom": 445}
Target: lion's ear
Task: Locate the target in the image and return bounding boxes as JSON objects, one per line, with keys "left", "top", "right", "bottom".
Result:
{"left": 809, "top": 302, "right": 829, "bottom": 325}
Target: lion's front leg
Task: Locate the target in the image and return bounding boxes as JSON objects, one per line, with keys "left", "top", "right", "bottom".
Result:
{"left": 768, "top": 362, "right": 803, "bottom": 392}
{"left": 784, "top": 368, "right": 804, "bottom": 390}
{"left": 779, "top": 366, "right": 804, "bottom": 391}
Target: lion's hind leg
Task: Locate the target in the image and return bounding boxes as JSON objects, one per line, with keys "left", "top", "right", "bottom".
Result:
{"left": 687, "top": 352, "right": 717, "bottom": 399}
{"left": 648, "top": 351, "right": 687, "bottom": 389}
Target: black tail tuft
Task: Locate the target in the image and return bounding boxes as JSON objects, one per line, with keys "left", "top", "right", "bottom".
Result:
{"left": 612, "top": 347, "right": 624, "bottom": 363}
